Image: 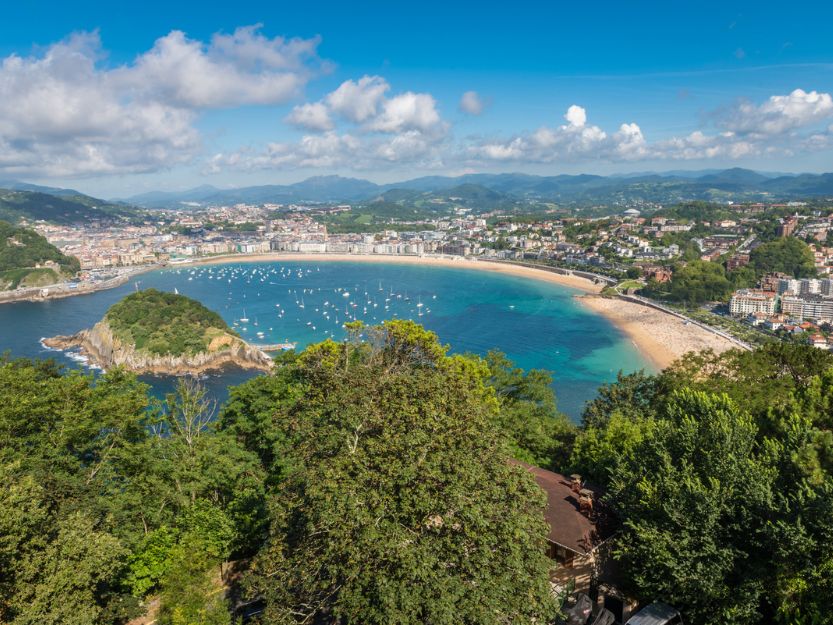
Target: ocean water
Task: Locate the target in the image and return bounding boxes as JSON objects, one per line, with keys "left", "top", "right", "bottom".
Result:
{"left": 0, "top": 261, "right": 651, "bottom": 420}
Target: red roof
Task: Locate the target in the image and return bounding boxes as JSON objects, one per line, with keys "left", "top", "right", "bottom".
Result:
{"left": 517, "top": 462, "right": 615, "bottom": 556}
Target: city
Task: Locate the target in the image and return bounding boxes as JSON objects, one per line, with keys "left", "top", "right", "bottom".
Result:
{"left": 2, "top": 3, "right": 833, "bottom": 625}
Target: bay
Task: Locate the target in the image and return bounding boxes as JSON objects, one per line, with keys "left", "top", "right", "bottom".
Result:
{"left": 0, "top": 261, "right": 651, "bottom": 419}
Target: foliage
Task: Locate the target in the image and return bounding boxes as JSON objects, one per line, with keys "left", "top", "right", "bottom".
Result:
{"left": 246, "top": 321, "right": 558, "bottom": 625}
{"left": 643, "top": 260, "right": 734, "bottom": 303}
{"left": 0, "top": 360, "right": 263, "bottom": 624}
{"left": 583, "top": 345, "right": 833, "bottom": 624}
{"left": 106, "top": 289, "right": 235, "bottom": 356}
{"left": 0, "top": 220, "right": 79, "bottom": 288}
{"left": 484, "top": 350, "right": 576, "bottom": 469}
{"left": 607, "top": 390, "right": 771, "bottom": 624}
{"left": 749, "top": 237, "right": 817, "bottom": 278}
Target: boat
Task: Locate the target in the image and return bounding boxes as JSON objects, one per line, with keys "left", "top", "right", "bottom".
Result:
{"left": 240, "top": 309, "right": 249, "bottom": 323}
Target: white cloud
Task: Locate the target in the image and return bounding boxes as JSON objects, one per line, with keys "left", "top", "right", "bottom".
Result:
{"left": 366, "top": 92, "right": 447, "bottom": 136}
{"left": 466, "top": 91, "right": 833, "bottom": 166}
{"left": 459, "top": 91, "right": 484, "bottom": 115}
{"left": 324, "top": 75, "right": 390, "bottom": 123}
{"left": 212, "top": 74, "right": 451, "bottom": 173}
{"left": 720, "top": 88, "right": 833, "bottom": 136}
{"left": 564, "top": 104, "right": 587, "bottom": 127}
{"left": 118, "top": 27, "right": 320, "bottom": 109}
{"left": 0, "top": 26, "right": 323, "bottom": 177}
{"left": 285, "top": 102, "right": 333, "bottom": 131}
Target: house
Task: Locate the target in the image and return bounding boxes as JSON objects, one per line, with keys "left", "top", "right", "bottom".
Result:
{"left": 518, "top": 463, "right": 614, "bottom": 591}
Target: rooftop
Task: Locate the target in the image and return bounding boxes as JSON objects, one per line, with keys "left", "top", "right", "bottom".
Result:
{"left": 518, "top": 462, "right": 615, "bottom": 556}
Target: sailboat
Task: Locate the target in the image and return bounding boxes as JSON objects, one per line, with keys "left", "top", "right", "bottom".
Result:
{"left": 240, "top": 309, "right": 249, "bottom": 323}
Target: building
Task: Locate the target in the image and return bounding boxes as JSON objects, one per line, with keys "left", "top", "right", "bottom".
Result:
{"left": 518, "top": 463, "right": 614, "bottom": 591}
{"left": 729, "top": 289, "right": 777, "bottom": 316}
{"left": 780, "top": 294, "right": 833, "bottom": 322}
{"left": 777, "top": 216, "right": 798, "bottom": 237}
{"left": 726, "top": 253, "right": 750, "bottom": 271}
{"left": 760, "top": 272, "right": 792, "bottom": 292}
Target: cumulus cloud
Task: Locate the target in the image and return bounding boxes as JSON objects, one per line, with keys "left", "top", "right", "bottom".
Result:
{"left": 212, "top": 74, "right": 450, "bottom": 172}
{"left": 459, "top": 91, "right": 484, "bottom": 115}
{"left": 564, "top": 104, "right": 587, "bottom": 127}
{"left": 325, "top": 75, "right": 390, "bottom": 123}
{"left": 367, "top": 92, "right": 447, "bottom": 136}
{"left": 285, "top": 102, "right": 333, "bottom": 131}
{"left": 0, "top": 26, "right": 323, "bottom": 177}
{"left": 207, "top": 129, "right": 443, "bottom": 172}
{"left": 466, "top": 90, "right": 833, "bottom": 166}
{"left": 719, "top": 88, "right": 833, "bottom": 136}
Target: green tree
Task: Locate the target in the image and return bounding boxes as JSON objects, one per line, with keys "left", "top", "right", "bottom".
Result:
{"left": 484, "top": 350, "right": 576, "bottom": 469}
{"left": 749, "top": 237, "right": 816, "bottom": 278}
{"left": 10, "top": 513, "right": 126, "bottom": 625}
{"left": 608, "top": 390, "right": 773, "bottom": 624}
{"left": 248, "top": 321, "right": 557, "bottom": 625}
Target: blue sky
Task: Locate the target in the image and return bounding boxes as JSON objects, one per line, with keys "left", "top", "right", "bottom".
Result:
{"left": 1, "top": 0, "right": 832, "bottom": 196}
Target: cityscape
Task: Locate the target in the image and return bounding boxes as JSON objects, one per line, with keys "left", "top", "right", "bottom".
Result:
{"left": 2, "top": 2, "right": 833, "bottom": 625}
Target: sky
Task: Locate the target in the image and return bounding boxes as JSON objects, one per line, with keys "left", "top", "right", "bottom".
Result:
{"left": 1, "top": 0, "right": 832, "bottom": 197}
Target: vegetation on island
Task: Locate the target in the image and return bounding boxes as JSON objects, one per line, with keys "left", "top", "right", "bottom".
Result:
{"left": 5, "top": 319, "right": 833, "bottom": 624}
{"left": 0, "top": 220, "right": 80, "bottom": 290}
{"left": 105, "top": 289, "right": 236, "bottom": 357}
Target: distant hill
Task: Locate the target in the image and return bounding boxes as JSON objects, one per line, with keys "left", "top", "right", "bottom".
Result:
{"left": 120, "top": 168, "right": 833, "bottom": 210}
{"left": 0, "top": 188, "right": 138, "bottom": 224}
{"left": 0, "top": 220, "right": 79, "bottom": 290}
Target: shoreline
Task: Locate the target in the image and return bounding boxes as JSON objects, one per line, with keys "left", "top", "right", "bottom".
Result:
{"left": 5, "top": 251, "right": 744, "bottom": 371}
{"left": 182, "top": 253, "right": 606, "bottom": 294}
{"left": 0, "top": 265, "right": 157, "bottom": 305}
{"left": 578, "top": 294, "right": 739, "bottom": 370}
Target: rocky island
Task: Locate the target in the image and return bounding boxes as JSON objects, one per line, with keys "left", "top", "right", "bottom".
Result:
{"left": 44, "top": 288, "right": 273, "bottom": 374}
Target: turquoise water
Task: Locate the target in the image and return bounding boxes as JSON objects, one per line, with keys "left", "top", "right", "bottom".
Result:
{"left": 0, "top": 261, "right": 650, "bottom": 419}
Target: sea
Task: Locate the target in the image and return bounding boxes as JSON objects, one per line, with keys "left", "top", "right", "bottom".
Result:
{"left": 0, "top": 261, "right": 651, "bottom": 420}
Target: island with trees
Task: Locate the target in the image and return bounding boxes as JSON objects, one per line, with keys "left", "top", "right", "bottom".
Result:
{"left": 0, "top": 220, "right": 80, "bottom": 291}
{"left": 43, "top": 289, "right": 273, "bottom": 374}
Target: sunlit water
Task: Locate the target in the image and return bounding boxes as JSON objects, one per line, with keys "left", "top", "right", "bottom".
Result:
{"left": 0, "top": 261, "right": 651, "bottom": 420}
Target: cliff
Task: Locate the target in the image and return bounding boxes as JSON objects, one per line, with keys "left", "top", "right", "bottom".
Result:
{"left": 44, "top": 318, "right": 273, "bottom": 375}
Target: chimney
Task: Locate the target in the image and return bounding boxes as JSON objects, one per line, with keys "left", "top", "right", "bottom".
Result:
{"left": 579, "top": 488, "right": 594, "bottom": 516}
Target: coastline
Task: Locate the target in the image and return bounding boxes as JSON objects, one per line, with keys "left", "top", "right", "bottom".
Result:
{"left": 578, "top": 294, "right": 739, "bottom": 370}
{"left": 0, "top": 265, "right": 157, "bottom": 305}
{"left": 184, "top": 253, "right": 606, "bottom": 294}
{"left": 4, "top": 251, "right": 745, "bottom": 371}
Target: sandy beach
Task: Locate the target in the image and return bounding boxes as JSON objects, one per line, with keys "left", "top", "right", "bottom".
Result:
{"left": 579, "top": 295, "right": 739, "bottom": 370}
{"left": 187, "top": 253, "right": 606, "bottom": 293}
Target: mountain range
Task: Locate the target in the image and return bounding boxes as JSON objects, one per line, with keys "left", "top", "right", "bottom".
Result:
{"left": 2, "top": 168, "right": 833, "bottom": 225}
{"left": 119, "top": 168, "right": 833, "bottom": 209}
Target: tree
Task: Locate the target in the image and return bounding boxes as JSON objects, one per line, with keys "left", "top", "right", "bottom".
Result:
{"left": 484, "top": 350, "right": 576, "bottom": 469}
{"left": 10, "top": 513, "right": 126, "bottom": 625}
{"left": 247, "top": 321, "right": 557, "bottom": 625}
{"left": 607, "top": 390, "right": 773, "bottom": 624}
{"left": 749, "top": 237, "right": 816, "bottom": 278}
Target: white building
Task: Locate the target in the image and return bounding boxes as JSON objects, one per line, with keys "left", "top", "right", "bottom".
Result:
{"left": 730, "top": 289, "right": 777, "bottom": 316}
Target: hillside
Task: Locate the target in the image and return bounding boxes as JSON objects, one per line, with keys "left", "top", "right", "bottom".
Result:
{"left": 44, "top": 289, "right": 273, "bottom": 373}
{"left": 123, "top": 168, "right": 833, "bottom": 210}
{"left": 0, "top": 220, "right": 79, "bottom": 290}
{"left": 0, "top": 188, "right": 138, "bottom": 224}
{"left": 105, "top": 289, "right": 239, "bottom": 357}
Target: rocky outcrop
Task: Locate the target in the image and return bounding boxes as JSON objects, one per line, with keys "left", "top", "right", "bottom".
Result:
{"left": 44, "top": 319, "right": 273, "bottom": 375}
